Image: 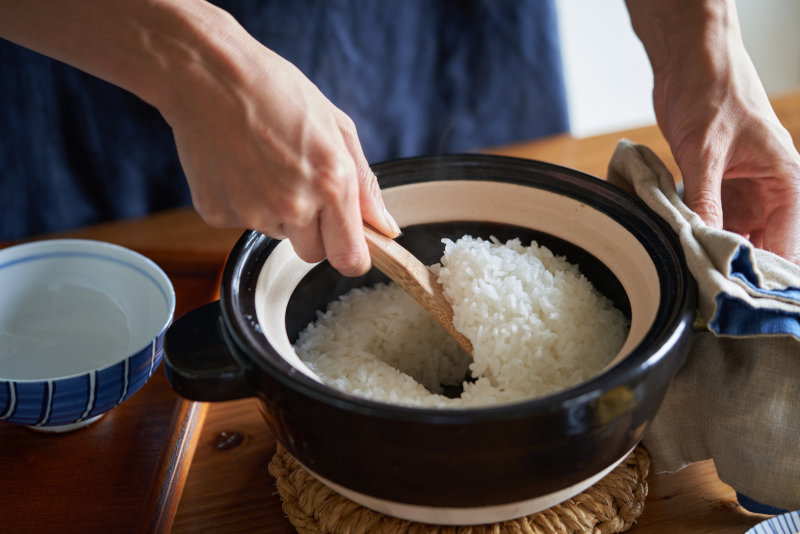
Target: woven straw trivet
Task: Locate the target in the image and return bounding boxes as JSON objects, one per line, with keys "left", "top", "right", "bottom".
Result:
{"left": 268, "top": 444, "right": 650, "bottom": 534}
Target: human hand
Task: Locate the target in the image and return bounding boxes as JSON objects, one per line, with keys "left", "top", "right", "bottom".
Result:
{"left": 627, "top": 0, "right": 800, "bottom": 263}
{"left": 0, "top": 0, "right": 399, "bottom": 274}
{"left": 654, "top": 57, "right": 800, "bottom": 263}
{"left": 159, "top": 15, "right": 399, "bottom": 276}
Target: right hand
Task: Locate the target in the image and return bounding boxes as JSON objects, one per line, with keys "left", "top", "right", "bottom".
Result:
{"left": 160, "top": 19, "right": 399, "bottom": 276}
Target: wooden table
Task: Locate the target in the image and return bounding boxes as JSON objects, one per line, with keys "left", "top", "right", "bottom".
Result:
{"left": 6, "top": 91, "right": 800, "bottom": 533}
{"left": 0, "top": 209, "right": 239, "bottom": 534}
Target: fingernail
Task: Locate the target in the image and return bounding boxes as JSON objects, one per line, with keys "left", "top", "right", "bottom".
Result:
{"left": 384, "top": 207, "right": 401, "bottom": 236}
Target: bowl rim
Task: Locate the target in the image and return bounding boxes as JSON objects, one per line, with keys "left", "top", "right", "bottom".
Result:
{"left": 0, "top": 238, "right": 176, "bottom": 383}
{"left": 219, "top": 154, "right": 695, "bottom": 423}
{"left": 745, "top": 509, "right": 800, "bottom": 534}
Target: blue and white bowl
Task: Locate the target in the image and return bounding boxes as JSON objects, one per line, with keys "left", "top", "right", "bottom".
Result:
{"left": 0, "top": 239, "right": 175, "bottom": 432}
{"left": 747, "top": 511, "right": 800, "bottom": 534}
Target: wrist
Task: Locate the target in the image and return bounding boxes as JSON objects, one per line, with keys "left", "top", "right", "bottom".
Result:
{"left": 626, "top": 0, "right": 761, "bottom": 127}
{"left": 626, "top": 0, "right": 742, "bottom": 82}
{"left": 130, "top": 2, "right": 253, "bottom": 115}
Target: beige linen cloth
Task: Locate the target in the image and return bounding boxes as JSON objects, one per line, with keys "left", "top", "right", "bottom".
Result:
{"left": 607, "top": 140, "right": 800, "bottom": 512}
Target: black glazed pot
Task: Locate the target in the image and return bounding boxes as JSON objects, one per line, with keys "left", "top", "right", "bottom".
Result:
{"left": 164, "top": 154, "right": 696, "bottom": 525}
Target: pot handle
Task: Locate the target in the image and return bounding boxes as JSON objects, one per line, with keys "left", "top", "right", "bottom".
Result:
{"left": 164, "top": 300, "right": 257, "bottom": 401}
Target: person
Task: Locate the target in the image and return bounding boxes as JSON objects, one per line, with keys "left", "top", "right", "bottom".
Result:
{"left": 0, "top": 0, "right": 798, "bottom": 279}
{"left": 1, "top": 0, "right": 798, "bottom": 516}
{"left": 0, "top": 0, "right": 569, "bottom": 274}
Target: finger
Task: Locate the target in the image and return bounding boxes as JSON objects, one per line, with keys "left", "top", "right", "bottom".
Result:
{"left": 285, "top": 215, "right": 326, "bottom": 264}
{"left": 185, "top": 178, "right": 244, "bottom": 230}
{"left": 359, "top": 165, "right": 401, "bottom": 238}
{"left": 680, "top": 166, "right": 725, "bottom": 230}
{"left": 746, "top": 229, "right": 762, "bottom": 249}
{"left": 263, "top": 227, "right": 288, "bottom": 241}
{"left": 337, "top": 113, "right": 401, "bottom": 238}
{"left": 249, "top": 214, "right": 287, "bottom": 240}
{"left": 319, "top": 175, "right": 370, "bottom": 277}
{"left": 762, "top": 211, "right": 800, "bottom": 265}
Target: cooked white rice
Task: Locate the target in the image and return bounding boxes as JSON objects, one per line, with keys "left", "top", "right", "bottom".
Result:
{"left": 294, "top": 235, "right": 629, "bottom": 408}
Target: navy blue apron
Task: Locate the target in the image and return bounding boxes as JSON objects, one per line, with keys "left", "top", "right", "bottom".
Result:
{"left": 0, "top": 0, "right": 567, "bottom": 239}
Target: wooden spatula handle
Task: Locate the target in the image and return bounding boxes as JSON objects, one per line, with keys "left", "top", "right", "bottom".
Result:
{"left": 363, "top": 224, "right": 473, "bottom": 355}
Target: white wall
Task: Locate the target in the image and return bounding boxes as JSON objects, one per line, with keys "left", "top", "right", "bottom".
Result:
{"left": 556, "top": 0, "right": 800, "bottom": 137}
{"left": 737, "top": 0, "right": 800, "bottom": 95}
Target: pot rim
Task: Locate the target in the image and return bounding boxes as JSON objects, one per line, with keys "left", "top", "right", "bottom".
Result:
{"left": 219, "top": 153, "right": 696, "bottom": 424}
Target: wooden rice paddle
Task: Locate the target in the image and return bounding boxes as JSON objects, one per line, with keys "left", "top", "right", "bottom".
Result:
{"left": 363, "top": 224, "right": 474, "bottom": 356}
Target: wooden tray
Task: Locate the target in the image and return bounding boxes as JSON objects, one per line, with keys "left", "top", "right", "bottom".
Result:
{"left": 0, "top": 209, "right": 240, "bottom": 533}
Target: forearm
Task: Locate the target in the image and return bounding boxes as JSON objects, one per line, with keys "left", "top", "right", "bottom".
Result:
{"left": 625, "top": 0, "right": 741, "bottom": 75}
{"left": 625, "top": 0, "right": 778, "bottom": 145}
{"left": 0, "top": 0, "right": 402, "bottom": 275}
{"left": 0, "top": 0, "right": 251, "bottom": 112}
{"left": 625, "top": 0, "right": 760, "bottom": 118}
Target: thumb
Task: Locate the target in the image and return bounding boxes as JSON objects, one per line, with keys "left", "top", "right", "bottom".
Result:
{"left": 358, "top": 165, "right": 401, "bottom": 238}
{"left": 678, "top": 159, "right": 724, "bottom": 230}
{"left": 337, "top": 115, "right": 401, "bottom": 238}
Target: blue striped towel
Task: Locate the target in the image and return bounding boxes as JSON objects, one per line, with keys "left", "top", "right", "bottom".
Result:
{"left": 608, "top": 139, "right": 800, "bottom": 514}
{"left": 609, "top": 139, "right": 800, "bottom": 339}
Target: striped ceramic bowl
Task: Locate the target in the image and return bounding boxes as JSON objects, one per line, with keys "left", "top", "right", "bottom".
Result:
{"left": 747, "top": 511, "right": 800, "bottom": 534}
{"left": 0, "top": 239, "right": 175, "bottom": 432}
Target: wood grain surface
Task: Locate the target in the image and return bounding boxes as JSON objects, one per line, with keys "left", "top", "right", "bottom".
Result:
{"left": 171, "top": 399, "right": 768, "bottom": 533}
